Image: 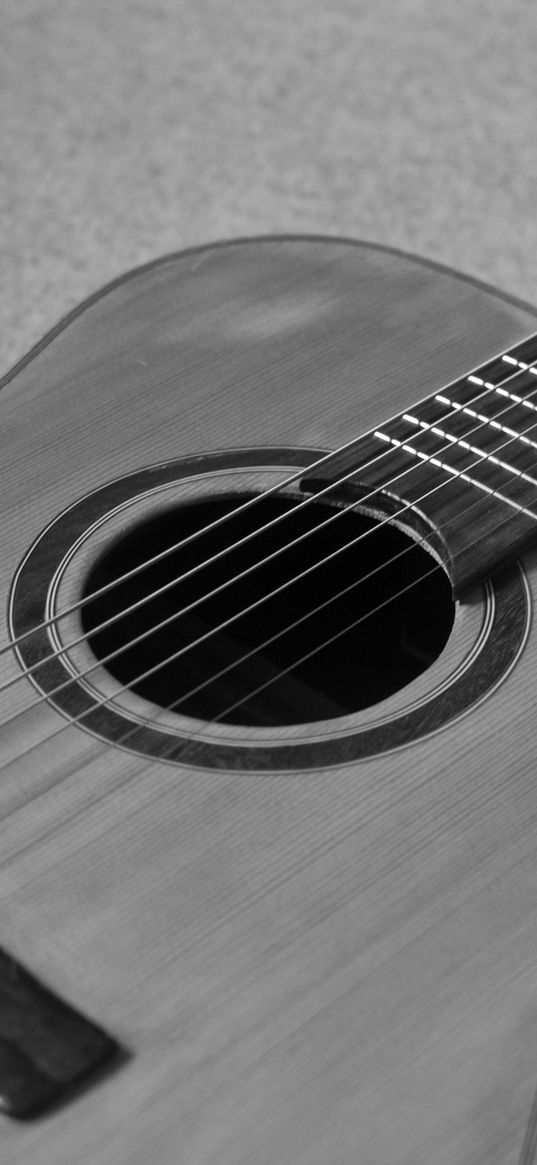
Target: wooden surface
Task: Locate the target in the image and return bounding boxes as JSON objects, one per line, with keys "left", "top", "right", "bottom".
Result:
{"left": 2, "top": 238, "right": 537, "bottom": 1162}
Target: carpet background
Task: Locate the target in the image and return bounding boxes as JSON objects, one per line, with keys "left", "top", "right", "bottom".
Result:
{"left": 2, "top": 0, "right": 536, "bottom": 371}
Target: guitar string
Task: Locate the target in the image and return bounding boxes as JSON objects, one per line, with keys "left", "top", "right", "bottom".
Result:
{"left": 107, "top": 533, "right": 445, "bottom": 731}
{"left": 0, "top": 544, "right": 461, "bottom": 843}
{"left": 0, "top": 474, "right": 524, "bottom": 787}
{"left": 2, "top": 357, "right": 537, "bottom": 735}
{"left": 0, "top": 343, "right": 535, "bottom": 674}
{"left": 77, "top": 452, "right": 537, "bottom": 759}
{"left": 177, "top": 565, "right": 446, "bottom": 736}
{"left": 1, "top": 350, "right": 536, "bottom": 723}
{"left": 2, "top": 352, "right": 537, "bottom": 733}
{"left": 2, "top": 381, "right": 537, "bottom": 776}
{"left": 1, "top": 347, "right": 535, "bottom": 696}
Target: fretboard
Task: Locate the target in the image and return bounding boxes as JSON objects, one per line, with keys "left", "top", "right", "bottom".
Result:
{"left": 301, "top": 333, "right": 537, "bottom": 595}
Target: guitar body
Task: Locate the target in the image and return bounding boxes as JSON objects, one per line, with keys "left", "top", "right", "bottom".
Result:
{"left": 2, "top": 237, "right": 537, "bottom": 1163}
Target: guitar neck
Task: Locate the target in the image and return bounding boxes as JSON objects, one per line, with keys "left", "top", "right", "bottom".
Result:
{"left": 302, "top": 332, "right": 537, "bottom": 595}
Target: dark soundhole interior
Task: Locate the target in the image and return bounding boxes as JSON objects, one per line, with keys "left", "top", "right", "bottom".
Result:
{"left": 81, "top": 494, "right": 455, "bottom": 727}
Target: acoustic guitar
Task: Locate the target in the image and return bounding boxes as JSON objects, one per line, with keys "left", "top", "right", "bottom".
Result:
{"left": 2, "top": 236, "right": 537, "bottom": 1164}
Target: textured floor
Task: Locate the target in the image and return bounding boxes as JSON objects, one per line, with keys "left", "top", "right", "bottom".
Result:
{"left": 1, "top": 0, "right": 537, "bottom": 371}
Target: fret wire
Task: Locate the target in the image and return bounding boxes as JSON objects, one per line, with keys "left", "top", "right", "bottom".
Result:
{"left": 402, "top": 414, "right": 537, "bottom": 490}
{"left": 434, "top": 395, "right": 537, "bottom": 451}
{"left": 503, "top": 354, "right": 537, "bottom": 374}
{"left": 373, "top": 430, "right": 537, "bottom": 520}
{"left": 468, "top": 373, "right": 537, "bottom": 412}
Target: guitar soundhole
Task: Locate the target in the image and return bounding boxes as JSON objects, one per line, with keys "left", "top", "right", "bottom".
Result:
{"left": 80, "top": 494, "right": 454, "bottom": 727}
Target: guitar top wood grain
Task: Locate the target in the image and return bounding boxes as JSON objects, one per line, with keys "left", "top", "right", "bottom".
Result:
{"left": 2, "top": 237, "right": 537, "bottom": 1164}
